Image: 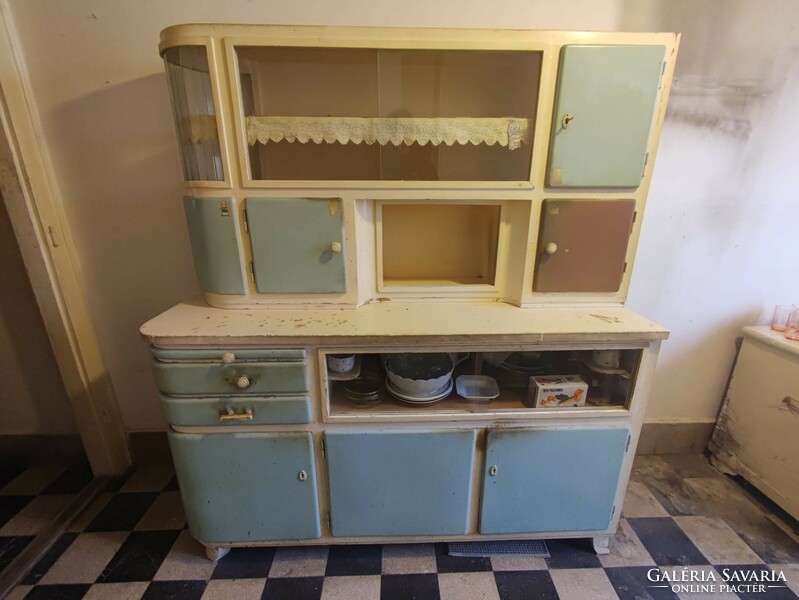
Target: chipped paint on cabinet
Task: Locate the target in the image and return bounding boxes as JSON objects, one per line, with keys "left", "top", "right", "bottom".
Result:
{"left": 246, "top": 197, "right": 346, "bottom": 294}
{"left": 480, "top": 427, "right": 629, "bottom": 534}
{"left": 168, "top": 431, "right": 321, "bottom": 542}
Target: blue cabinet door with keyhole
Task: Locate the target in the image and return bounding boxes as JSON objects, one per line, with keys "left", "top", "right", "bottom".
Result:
{"left": 184, "top": 197, "right": 247, "bottom": 294}
{"left": 246, "top": 197, "right": 346, "bottom": 293}
{"left": 325, "top": 429, "right": 476, "bottom": 536}
{"left": 168, "top": 431, "right": 320, "bottom": 543}
{"left": 548, "top": 45, "right": 665, "bottom": 188}
{"left": 480, "top": 427, "right": 629, "bottom": 534}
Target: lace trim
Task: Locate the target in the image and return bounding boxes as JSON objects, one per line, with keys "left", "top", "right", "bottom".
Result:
{"left": 245, "top": 116, "right": 533, "bottom": 150}
{"left": 180, "top": 114, "right": 218, "bottom": 144}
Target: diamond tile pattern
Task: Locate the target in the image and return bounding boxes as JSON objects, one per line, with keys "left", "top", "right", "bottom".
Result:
{"left": 4, "top": 454, "right": 798, "bottom": 599}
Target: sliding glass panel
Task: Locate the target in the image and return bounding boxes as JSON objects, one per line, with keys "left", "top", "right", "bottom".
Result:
{"left": 235, "top": 47, "right": 541, "bottom": 181}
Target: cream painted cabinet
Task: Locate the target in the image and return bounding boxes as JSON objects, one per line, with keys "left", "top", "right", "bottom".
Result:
{"left": 709, "top": 327, "right": 799, "bottom": 521}
{"left": 159, "top": 25, "right": 678, "bottom": 307}
{"left": 145, "top": 24, "right": 678, "bottom": 562}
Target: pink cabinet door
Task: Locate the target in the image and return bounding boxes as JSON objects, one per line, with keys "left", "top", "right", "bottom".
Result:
{"left": 534, "top": 198, "right": 635, "bottom": 293}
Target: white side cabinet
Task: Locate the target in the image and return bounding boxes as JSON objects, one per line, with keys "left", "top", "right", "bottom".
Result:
{"left": 709, "top": 326, "right": 799, "bottom": 520}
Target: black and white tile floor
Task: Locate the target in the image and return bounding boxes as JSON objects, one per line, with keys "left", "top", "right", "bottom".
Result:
{"left": 1, "top": 455, "right": 798, "bottom": 599}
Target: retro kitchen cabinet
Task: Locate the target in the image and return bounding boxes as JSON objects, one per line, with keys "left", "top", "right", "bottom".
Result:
{"left": 143, "top": 24, "right": 678, "bottom": 560}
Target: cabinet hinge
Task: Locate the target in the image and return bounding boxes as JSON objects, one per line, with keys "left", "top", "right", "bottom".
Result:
{"left": 243, "top": 208, "right": 249, "bottom": 232}
{"left": 622, "top": 262, "right": 627, "bottom": 274}
{"left": 625, "top": 434, "right": 632, "bottom": 452}
{"left": 611, "top": 504, "right": 616, "bottom": 518}
{"left": 632, "top": 211, "right": 638, "bottom": 225}
{"left": 321, "top": 438, "right": 326, "bottom": 458}
{"left": 249, "top": 261, "right": 255, "bottom": 282}
{"left": 642, "top": 153, "right": 649, "bottom": 178}
{"left": 325, "top": 512, "right": 331, "bottom": 530}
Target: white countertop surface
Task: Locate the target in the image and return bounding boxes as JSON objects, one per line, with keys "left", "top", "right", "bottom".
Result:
{"left": 743, "top": 326, "right": 799, "bottom": 358}
{"left": 140, "top": 298, "right": 669, "bottom": 347}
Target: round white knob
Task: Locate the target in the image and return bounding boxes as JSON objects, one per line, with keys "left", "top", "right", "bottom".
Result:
{"left": 544, "top": 242, "right": 558, "bottom": 255}
{"left": 329, "top": 242, "right": 342, "bottom": 254}
{"left": 221, "top": 352, "right": 235, "bottom": 364}
{"left": 235, "top": 375, "right": 250, "bottom": 389}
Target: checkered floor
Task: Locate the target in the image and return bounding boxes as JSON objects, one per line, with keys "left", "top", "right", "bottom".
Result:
{"left": 1, "top": 455, "right": 798, "bottom": 599}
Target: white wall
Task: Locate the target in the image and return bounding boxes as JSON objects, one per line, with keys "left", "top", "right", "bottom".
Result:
{"left": 5, "top": 0, "right": 798, "bottom": 430}
{"left": 0, "top": 193, "right": 75, "bottom": 434}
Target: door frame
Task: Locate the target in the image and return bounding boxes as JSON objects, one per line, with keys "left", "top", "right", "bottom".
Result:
{"left": 0, "top": 6, "right": 130, "bottom": 475}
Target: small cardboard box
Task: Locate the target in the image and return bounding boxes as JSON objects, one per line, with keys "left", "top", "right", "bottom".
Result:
{"left": 527, "top": 375, "right": 588, "bottom": 408}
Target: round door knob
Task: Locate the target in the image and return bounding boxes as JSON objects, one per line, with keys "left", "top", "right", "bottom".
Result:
{"left": 544, "top": 242, "right": 558, "bottom": 255}
{"left": 221, "top": 352, "right": 235, "bottom": 364}
{"left": 329, "top": 242, "right": 342, "bottom": 254}
{"left": 235, "top": 375, "right": 250, "bottom": 389}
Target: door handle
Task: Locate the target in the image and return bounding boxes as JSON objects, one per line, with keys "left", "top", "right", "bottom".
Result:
{"left": 219, "top": 407, "right": 254, "bottom": 422}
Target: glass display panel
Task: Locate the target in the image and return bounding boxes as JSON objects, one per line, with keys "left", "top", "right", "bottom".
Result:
{"left": 235, "top": 47, "right": 541, "bottom": 181}
{"left": 164, "top": 46, "right": 224, "bottom": 181}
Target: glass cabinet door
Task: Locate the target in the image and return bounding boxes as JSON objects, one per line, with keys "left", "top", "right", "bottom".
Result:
{"left": 164, "top": 46, "right": 224, "bottom": 181}
{"left": 234, "top": 47, "right": 541, "bottom": 182}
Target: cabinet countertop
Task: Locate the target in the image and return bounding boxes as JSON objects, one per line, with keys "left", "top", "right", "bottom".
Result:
{"left": 743, "top": 326, "right": 799, "bottom": 358}
{"left": 140, "top": 299, "right": 669, "bottom": 347}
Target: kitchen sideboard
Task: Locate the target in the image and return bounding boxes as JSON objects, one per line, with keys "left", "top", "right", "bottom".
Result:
{"left": 142, "top": 24, "right": 678, "bottom": 560}
{"left": 141, "top": 302, "right": 667, "bottom": 560}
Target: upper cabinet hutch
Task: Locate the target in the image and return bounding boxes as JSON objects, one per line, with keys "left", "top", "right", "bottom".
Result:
{"left": 143, "top": 24, "right": 679, "bottom": 560}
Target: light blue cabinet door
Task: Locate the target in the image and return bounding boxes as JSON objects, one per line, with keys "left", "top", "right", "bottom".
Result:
{"left": 168, "top": 431, "right": 320, "bottom": 543}
{"left": 548, "top": 45, "right": 665, "bottom": 188}
{"left": 184, "top": 197, "right": 246, "bottom": 294}
{"left": 326, "top": 429, "right": 476, "bottom": 536}
{"left": 480, "top": 428, "right": 629, "bottom": 534}
{"left": 247, "top": 197, "right": 346, "bottom": 293}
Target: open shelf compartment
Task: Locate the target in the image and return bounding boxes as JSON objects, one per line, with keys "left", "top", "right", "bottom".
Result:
{"left": 378, "top": 203, "right": 501, "bottom": 288}
{"left": 323, "top": 347, "right": 641, "bottom": 419}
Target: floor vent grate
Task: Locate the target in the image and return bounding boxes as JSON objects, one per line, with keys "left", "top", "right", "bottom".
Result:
{"left": 447, "top": 540, "right": 550, "bottom": 557}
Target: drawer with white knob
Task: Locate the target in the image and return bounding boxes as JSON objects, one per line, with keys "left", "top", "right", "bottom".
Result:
{"left": 160, "top": 394, "right": 312, "bottom": 426}
{"left": 151, "top": 348, "right": 309, "bottom": 396}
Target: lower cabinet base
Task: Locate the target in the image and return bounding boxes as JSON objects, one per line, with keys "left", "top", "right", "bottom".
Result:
{"left": 197, "top": 529, "right": 620, "bottom": 562}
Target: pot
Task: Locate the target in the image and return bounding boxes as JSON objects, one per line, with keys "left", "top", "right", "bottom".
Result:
{"left": 385, "top": 353, "right": 454, "bottom": 396}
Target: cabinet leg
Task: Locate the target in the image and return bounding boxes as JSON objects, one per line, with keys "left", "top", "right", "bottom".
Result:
{"left": 709, "top": 452, "right": 739, "bottom": 477}
{"left": 205, "top": 545, "right": 230, "bottom": 562}
{"left": 592, "top": 535, "right": 611, "bottom": 555}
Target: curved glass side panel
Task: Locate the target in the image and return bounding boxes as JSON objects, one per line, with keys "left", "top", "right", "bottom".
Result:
{"left": 164, "top": 46, "right": 224, "bottom": 181}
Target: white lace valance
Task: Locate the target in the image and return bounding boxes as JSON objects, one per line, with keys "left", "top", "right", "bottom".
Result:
{"left": 245, "top": 116, "right": 533, "bottom": 151}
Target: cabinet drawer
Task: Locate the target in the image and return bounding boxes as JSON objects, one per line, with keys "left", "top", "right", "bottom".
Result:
{"left": 160, "top": 394, "right": 312, "bottom": 426}
{"left": 151, "top": 348, "right": 309, "bottom": 395}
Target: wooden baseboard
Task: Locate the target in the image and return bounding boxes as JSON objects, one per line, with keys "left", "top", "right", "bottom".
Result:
{"left": 637, "top": 420, "right": 716, "bottom": 455}
{"left": 0, "top": 434, "right": 86, "bottom": 468}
